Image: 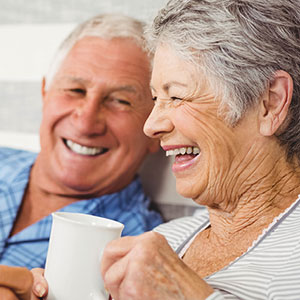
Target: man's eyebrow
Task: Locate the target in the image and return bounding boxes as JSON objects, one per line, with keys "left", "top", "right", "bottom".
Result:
{"left": 109, "top": 85, "right": 137, "bottom": 93}
{"left": 60, "top": 76, "right": 89, "bottom": 85}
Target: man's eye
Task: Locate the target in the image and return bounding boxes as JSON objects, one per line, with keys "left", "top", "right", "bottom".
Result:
{"left": 152, "top": 96, "right": 157, "bottom": 101}
{"left": 115, "top": 99, "right": 131, "bottom": 106}
{"left": 69, "top": 88, "right": 86, "bottom": 95}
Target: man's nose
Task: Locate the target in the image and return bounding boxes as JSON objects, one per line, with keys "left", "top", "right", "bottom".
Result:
{"left": 144, "top": 101, "right": 173, "bottom": 139}
{"left": 72, "top": 99, "right": 106, "bottom": 136}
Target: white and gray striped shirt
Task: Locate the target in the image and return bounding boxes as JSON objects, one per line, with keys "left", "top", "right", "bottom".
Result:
{"left": 155, "top": 196, "right": 300, "bottom": 299}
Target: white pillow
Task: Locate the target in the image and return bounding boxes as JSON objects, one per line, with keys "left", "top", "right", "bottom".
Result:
{"left": 0, "top": 130, "right": 40, "bottom": 152}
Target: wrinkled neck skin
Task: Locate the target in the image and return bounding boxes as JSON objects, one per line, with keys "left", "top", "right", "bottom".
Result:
{"left": 200, "top": 138, "right": 300, "bottom": 245}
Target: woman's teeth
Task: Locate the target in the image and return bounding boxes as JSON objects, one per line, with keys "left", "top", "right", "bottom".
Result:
{"left": 66, "top": 139, "right": 104, "bottom": 156}
{"left": 166, "top": 147, "right": 200, "bottom": 157}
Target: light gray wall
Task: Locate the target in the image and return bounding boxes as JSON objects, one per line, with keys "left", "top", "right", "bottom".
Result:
{"left": 1, "top": 0, "right": 167, "bottom": 24}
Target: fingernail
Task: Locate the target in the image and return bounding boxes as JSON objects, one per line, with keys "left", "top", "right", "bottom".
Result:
{"left": 35, "top": 283, "right": 46, "bottom": 297}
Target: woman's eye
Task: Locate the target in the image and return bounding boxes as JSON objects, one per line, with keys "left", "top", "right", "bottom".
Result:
{"left": 171, "top": 96, "right": 182, "bottom": 101}
{"left": 152, "top": 96, "right": 157, "bottom": 101}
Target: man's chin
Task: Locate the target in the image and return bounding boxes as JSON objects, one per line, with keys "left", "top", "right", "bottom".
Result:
{"left": 56, "top": 176, "right": 100, "bottom": 197}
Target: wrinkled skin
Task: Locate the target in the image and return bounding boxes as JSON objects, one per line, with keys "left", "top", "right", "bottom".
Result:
{"left": 29, "top": 39, "right": 300, "bottom": 300}
{"left": 99, "top": 42, "right": 300, "bottom": 299}
{"left": 30, "top": 233, "right": 214, "bottom": 300}
{"left": 101, "top": 232, "right": 214, "bottom": 300}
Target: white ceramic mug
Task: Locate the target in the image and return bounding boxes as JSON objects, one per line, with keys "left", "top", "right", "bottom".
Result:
{"left": 44, "top": 212, "right": 124, "bottom": 300}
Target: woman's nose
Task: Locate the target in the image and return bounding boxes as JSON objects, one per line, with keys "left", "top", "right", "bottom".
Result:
{"left": 143, "top": 101, "right": 173, "bottom": 139}
{"left": 72, "top": 99, "right": 106, "bottom": 136}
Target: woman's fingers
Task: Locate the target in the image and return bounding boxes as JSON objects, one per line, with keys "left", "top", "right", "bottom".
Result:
{"left": 101, "top": 236, "right": 138, "bottom": 276}
{"left": 103, "top": 252, "right": 129, "bottom": 300}
{"left": 101, "top": 231, "right": 179, "bottom": 299}
{"left": 0, "top": 265, "right": 33, "bottom": 299}
{"left": 31, "top": 268, "right": 48, "bottom": 298}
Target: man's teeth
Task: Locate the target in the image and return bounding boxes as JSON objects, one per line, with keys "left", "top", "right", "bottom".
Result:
{"left": 66, "top": 140, "right": 104, "bottom": 156}
{"left": 166, "top": 147, "right": 200, "bottom": 157}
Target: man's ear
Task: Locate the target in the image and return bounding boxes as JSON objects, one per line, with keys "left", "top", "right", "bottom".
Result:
{"left": 259, "top": 70, "right": 293, "bottom": 136}
{"left": 41, "top": 77, "right": 47, "bottom": 100}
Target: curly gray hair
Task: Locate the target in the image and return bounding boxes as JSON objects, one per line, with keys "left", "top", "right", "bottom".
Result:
{"left": 45, "top": 14, "right": 147, "bottom": 90}
{"left": 147, "top": 0, "right": 300, "bottom": 161}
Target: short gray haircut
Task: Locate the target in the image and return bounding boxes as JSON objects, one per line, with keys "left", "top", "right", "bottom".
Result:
{"left": 45, "top": 14, "right": 147, "bottom": 90}
{"left": 147, "top": 0, "right": 300, "bottom": 161}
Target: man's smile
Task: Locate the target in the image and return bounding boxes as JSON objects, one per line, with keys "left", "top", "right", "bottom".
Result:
{"left": 63, "top": 138, "right": 109, "bottom": 156}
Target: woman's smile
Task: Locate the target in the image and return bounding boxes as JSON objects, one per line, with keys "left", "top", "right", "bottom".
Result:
{"left": 163, "top": 145, "right": 201, "bottom": 172}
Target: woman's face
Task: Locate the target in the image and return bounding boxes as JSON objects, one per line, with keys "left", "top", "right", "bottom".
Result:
{"left": 144, "top": 44, "right": 260, "bottom": 208}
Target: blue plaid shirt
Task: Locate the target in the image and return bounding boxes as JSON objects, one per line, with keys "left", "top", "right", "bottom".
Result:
{"left": 0, "top": 147, "right": 162, "bottom": 269}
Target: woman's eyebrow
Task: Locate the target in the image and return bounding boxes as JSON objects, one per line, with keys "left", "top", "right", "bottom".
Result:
{"left": 163, "top": 81, "right": 188, "bottom": 91}
{"left": 150, "top": 81, "right": 188, "bottom": 94}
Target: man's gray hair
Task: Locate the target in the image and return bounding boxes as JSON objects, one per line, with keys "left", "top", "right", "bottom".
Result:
{"left": 147, "top": 0, "right": 300, "bottom": 161}
{"left": 45, "top": 14, "right": 147, "bottom": 90}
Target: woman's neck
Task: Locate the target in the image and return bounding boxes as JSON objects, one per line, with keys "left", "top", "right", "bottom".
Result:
{"left": 206, "top": 144, "right": 300, "bottom": 245}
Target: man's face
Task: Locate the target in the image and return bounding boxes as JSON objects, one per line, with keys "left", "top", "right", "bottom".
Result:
{"left": 37, "top": 36, "right": 157, "bottom": 196}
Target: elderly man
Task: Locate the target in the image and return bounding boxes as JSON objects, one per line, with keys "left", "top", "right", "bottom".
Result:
{"left": 0, "top": 13, "right": 162, "bottom": 271}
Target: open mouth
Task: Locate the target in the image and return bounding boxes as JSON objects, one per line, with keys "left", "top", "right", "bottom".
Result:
{"left": 63, "top": 139, "right": 109, "bottom": 156}
{"left": 166, "top": 146, "right": 201, "bottom": 171}
{"left": 166, "top": 146, "right": 200, "bottom": 164}
{"left": 166, "top": 146, "right": 200, "bottom": 157}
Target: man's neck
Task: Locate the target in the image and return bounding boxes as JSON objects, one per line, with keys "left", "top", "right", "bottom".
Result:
{"left": 10, "top": 173, "right": 79, "bottom": 237}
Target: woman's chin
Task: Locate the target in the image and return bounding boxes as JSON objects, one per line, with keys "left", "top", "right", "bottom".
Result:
{"left": 176, "top": 180, "right": 205, "bottom": 202}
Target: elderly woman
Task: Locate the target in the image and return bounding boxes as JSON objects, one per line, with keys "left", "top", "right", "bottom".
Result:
{"left": 100, "top": 0, "right": 300, "bottom": 299}
{"left": 31, "top": 0, "right": 300, "bottom": 299}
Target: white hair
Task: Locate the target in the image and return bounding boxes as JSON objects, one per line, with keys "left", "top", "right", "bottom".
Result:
{"left": 147, "top": 0, "right": 300, "bottom": 161}
{"left": 45, "top": 14, "right": 147, "bottom": 90}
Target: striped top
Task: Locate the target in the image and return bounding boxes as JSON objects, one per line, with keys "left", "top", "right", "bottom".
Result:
{"left": 155, "top": 196, "right": 300, "bottom": 299}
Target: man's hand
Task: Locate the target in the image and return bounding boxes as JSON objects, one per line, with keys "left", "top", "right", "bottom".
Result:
{"left": 101, "top": 232, "right": 214, "bottom": 300}
{"left": 0, "top": 265, "right": 33, "bottom": 300}
{"left": 31, "top": 268, "right": 48, "bottom": 299}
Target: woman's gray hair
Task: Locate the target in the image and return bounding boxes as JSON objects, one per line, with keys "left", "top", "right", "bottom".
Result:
{"left": 147, "top": 0, "right": 300, "bottom": 161}
{"left": 45, "top": 14, "right": 147, "bottom": 90}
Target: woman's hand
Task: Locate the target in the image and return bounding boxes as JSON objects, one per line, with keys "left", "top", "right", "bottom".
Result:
{"left": 101, "top": 232, "right": 214, "bottom": 300}
{"left": 0, "top": 265, "right": 33, "bottom": 300}
{"left": 31, "top": 268, "right": 48, "bottom": 299}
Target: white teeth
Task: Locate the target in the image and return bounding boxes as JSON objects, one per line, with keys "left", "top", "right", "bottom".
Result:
{"left": 166, "top": 150, "right": 174, "bottom": 157}
{"left": 66, "top": 139, "right": 103, "bottom": 156}
{"left": 193, "top": 147, "right": 200, "bottom": 155}
{"left": 166, "top": 146, "right": 200, "bottom": 157}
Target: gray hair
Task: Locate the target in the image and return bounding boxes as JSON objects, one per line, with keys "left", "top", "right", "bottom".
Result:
{"left": 147, "top": 0, "right": 300, "bottom": 161}
{"left": 45, "top": 14, "right": 147, "bottom": 90}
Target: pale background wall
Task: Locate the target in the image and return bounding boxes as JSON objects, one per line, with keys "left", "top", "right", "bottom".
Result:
{"left": 0, "top": 0, "right": 202, "bottom": 220}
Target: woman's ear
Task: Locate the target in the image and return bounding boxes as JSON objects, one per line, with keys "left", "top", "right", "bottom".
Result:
{"left": 259, "top": 70, "right": 293, "bottom": 136}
